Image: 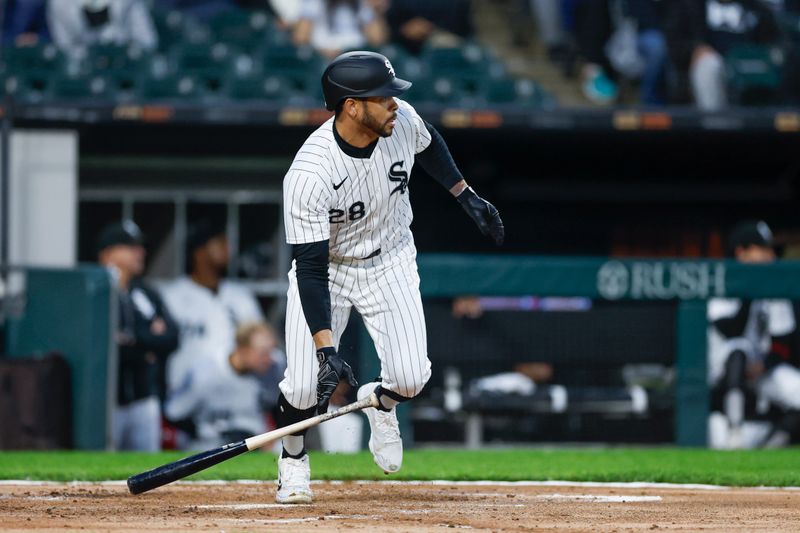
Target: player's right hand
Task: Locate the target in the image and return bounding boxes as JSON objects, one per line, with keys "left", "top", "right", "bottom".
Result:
{"left": 316, "top": 346, "right": 358, "bottom": 414}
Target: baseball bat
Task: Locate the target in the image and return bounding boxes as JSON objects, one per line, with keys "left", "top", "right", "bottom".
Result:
{"left": 127, "top": 392, "right": 380, "bottom": 495}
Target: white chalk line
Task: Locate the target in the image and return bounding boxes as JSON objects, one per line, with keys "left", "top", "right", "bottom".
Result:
{"left": 536, "top": 493, "right": 662, "bottom": 503}
{"left": 226, "top": 514, "right": 374, "bottom": 525}
{"left": 1, "top": 479, "right": 799, "bottom": 491}
{"left": 195, "top": 503, "right": 311, "bottom": 510}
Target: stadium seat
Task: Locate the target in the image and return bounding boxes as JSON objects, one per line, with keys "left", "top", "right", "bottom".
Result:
{"left": 421, "top": 44, "right": 505, "bottom": 95}
{"left": 171, "top": 42, "right": 236, "bottom": 95}
{"left": 481, "top": 78, "right": 553, "bottom": 107}
{"left": 422, "top": 44, "right": 499, "bottom": 74}
{"left": 404, "top": 76, "right": 464, "bottom": 105}
{"left": 726, "top": 45, "right": 783, "bottom": 106}
{"left": 3, "top": 71, "right": 50, "bottom": 104}
{"left": 106, "top": 71, "right": 141, "bottom": 102}
{"left": 152, "top": 9, "right": 189, "bottom": 50}
{"left": 49, "top": 73, "right": 111, "bottom": 102}
{"left": 4, "top": 43, "right": 63, "bottom": 73}
{"left": 224, "top": 73, "right": 292, "bottom": 101}
{"left": 140, "top": 74, "right": 201, "bottom": 101}
{"left": 172, "top": 42, "right": 236, "bottom": 72}
{"left": 209, "top": 10, "right": 273, "bottom": 50}
{"left": 85, "top": 45, "right": 149, "bottom": 74}
{"left": 257, "top": 44, "right": 323, "bottom": 91}
{"left": 153, "top": 9, "right": 211, "bottom": 50}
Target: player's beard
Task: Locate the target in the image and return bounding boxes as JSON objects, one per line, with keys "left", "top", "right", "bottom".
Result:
{"left": 361, "top": 103, "right": 394, "bottom": 138}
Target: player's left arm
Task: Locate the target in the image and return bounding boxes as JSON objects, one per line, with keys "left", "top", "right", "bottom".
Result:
{"left": 415, "top": 120, "right": 504, "bottom": 245}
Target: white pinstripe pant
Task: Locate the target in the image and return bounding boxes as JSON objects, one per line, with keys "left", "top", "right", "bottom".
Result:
{"left": 280, "top": 251, "right": 431, "bottom": 410}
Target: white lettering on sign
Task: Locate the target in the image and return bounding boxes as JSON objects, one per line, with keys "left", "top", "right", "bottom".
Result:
{"left": 597, "top": 261, "right": 726, "bottom": 300}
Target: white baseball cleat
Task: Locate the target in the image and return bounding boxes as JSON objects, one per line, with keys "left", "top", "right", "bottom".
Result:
{"left": 276, "top": 454, "right": 313, "bottom": 504}
{"left": 358, "top": 383, "right": 402, "bottom": 474}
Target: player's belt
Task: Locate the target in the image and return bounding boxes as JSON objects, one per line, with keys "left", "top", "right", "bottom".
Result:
{"left": 361, "top": 248, "right": 381, "bottom": 260}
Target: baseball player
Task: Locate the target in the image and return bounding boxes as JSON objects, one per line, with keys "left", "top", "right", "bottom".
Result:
{"left": 96, "top": 221, "right": 179, "bottom": 451}
{"left": 276, "top": 51, "right": 504, "bottom": 503}
{"left": 165, "top": 322, "right": 284, "bottom": 450}
{"left": 708, "top": 220, "right": 800, "bottom": 448}
{"left": 161, "top": 221, "right": 264, "bottom": 395}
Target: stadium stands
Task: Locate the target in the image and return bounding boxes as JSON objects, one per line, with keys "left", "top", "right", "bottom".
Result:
{"left": 0, "top": 7, "right": 552, "bottom": 109}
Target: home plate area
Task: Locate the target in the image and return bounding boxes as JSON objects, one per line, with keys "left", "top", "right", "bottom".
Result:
{"left": 2, "top": 481, "right": 800, "bottom": 532}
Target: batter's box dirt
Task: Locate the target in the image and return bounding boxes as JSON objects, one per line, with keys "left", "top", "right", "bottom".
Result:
{"left": 1, "top": 482, "right": 799, "bottom": 532}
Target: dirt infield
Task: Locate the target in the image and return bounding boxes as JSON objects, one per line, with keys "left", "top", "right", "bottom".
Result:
{"left": 2, "top": 481, "right": 800, "bottom": 532}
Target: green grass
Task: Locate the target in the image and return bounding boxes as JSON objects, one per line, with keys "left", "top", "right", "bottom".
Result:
{"left": 1, "top": 448, "right": 799, "bottom": 487}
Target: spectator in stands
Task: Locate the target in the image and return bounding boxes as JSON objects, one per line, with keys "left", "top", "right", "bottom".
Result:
{"left": 165, "top": 322, "right": 284, "bottom": 449}
{"left": 570, "top": 0, "right": 667, "bottom": 106}
{"left": 292, "top": 0, "right": 388, "bottom": 59}
{"left": 622, "top": 0, "right": 668, "bottom": 106}
{"left": 664, "top": 0, "right": 779, "bottom": 110}
{"left": 385, "top": 0, "right": 473, "bottom": 55}
{"left": 160, "top": 220, "right": 264, "bottom": 397}
{"left": 270, "top": 0, "right": 302, "bottom": 28}
{"left": 708, "top": 220, "right": 800, "bottom": 448}
{"left": 2, "top": 0, "right": 49, "bottom": 46}
{"left": 97, "top": 221, "right": 180, "bottom": 451}
{"left": 47, "top": 0, "right": 158, "bottom": 59}
{"left": 570, "top": 0, "right": 618, "bottom": 105}
{"left": 528, "top": 0, "right": 573, "bottom": 67}
{"left": 762, "top": 0, "right": 800, "bottom": 104}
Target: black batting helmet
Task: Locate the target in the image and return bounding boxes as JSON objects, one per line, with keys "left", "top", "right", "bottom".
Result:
{"left": 321, "top": 51, "right": 412, "bottom": 111}
{"left": 727, "top": 220, "right": 774, "bottom": 255}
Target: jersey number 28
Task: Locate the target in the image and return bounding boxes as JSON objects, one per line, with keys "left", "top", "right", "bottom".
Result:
{"left": 329, "top": 201, "right": 365, "bottom": 223}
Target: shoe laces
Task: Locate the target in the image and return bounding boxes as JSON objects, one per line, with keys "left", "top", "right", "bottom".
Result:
{"left": 374, "top": 409, "right": 401, "bottom": 444}
{"left": 280, "top": 457, "right": 309, "bottom": 486}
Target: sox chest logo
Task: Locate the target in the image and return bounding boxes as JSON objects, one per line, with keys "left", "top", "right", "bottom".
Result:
{"left": 389, "top": 161, "right": 408, "bottom": 195}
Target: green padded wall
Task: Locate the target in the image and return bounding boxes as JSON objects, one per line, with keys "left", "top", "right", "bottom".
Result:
{"left": 4, "top": 267, "right": 115, "bottom": 450}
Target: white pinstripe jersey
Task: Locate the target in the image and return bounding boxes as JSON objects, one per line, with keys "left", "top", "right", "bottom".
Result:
{"left": 283, "top": 99, "right": 432, "bottom": 262}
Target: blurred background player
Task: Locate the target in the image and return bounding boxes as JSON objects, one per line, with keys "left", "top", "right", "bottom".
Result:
{"left": 165, "top": 321, "right": 284, "bottom": 450}
{"left": 161, "top": 220, "right": 264, "bottom": 397}
{"left": 97, "top": 221, "right": 179, "bottom": 451}
{"left": 707, "top": 220, "right": 800, "bottom": 448}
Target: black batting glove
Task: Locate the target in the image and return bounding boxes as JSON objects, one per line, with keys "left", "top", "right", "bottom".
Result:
{"left": 457, "top": 186, "right": 505, "bottom": 245}
{"left": 316, "top": 346, "right": 358, "bottom": 414}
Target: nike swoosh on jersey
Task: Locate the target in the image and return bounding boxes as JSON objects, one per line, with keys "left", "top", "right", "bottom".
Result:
{"left": 332, "top": 177, "right": 348, "bottom": 190}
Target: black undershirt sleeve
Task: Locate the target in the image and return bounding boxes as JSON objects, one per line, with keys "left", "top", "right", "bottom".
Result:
{"left": 416, "top": 121, "right": 464, "bottom": 191}
{"left": 293, "top": 240, "right": 331, "bottom": 335}
{"left": 712, "top": 300, "right": 752, "bottom": 339}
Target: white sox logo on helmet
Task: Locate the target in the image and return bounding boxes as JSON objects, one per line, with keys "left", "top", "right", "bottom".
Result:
{"left": 385, "top": 59, "right": 395, "bottom": 77}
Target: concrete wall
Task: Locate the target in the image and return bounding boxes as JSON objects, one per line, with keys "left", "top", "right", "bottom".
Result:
{"left": 7, "top": 130, "right": 78, "bottom": 267}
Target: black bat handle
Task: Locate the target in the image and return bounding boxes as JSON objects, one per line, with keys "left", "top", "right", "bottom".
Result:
{"left": 127, "top": 440, "right": 248, "bottom": 495}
